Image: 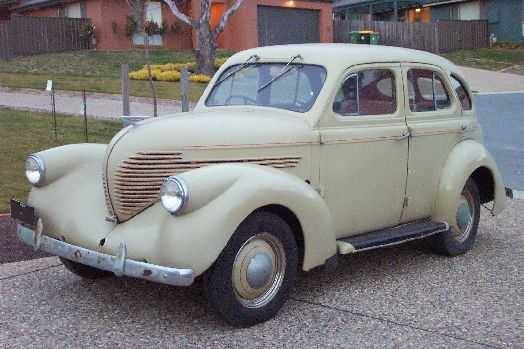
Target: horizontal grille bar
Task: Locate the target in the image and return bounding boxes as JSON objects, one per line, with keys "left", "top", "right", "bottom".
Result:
{"left": 112, "top": 152, "right": 302, "bottom": 221}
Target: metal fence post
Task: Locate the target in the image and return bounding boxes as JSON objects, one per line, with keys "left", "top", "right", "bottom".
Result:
{"left": 51, "top": 87, "right": 57, "bottom": 141}
{"left": 434, "top": 22, "right": 440, "bottom": 54}
{"left": 121, "top": 64, "right": 130, "bottom": 116}
{"left": 181, "top": 68, "right": 189, "bottom": 112}
{"left": 83, "top": 89, "right": 88, "bottom": 142}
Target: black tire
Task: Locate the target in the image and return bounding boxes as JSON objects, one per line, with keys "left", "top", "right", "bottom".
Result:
{"left": 430, "top": 179, "right": 481, "bottom": 256}
{"left": 60, "top": 257, "right": 113, "bottom": 279}
{"left": 204, "top": 211, "right": 298, "bottom": 327}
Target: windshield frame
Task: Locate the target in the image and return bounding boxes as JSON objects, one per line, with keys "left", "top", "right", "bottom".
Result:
{"left": 204, "top": 62, "right": 328, "bottom": 113}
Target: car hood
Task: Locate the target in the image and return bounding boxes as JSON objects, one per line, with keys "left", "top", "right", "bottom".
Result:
{"left": 116, "top": 108, "right": 314, "bottom": 150}
{"left": 103, "top": 108, "right": 316, "bottom": 222}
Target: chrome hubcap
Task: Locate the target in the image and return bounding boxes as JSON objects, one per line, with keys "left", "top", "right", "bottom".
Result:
{"left": 232, "top": 233, "right": 286, "bottom": 308}
{"left": 454, "top": 192, "right": 474, "bottom": 242}
{"left": 246, "top": 252, "right": 273, "bottom": 289}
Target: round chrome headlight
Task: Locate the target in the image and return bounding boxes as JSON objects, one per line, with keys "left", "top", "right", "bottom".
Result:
{"left": 25, "top": 154, "right": 45, "bottom": 186}
{"left": 160, "top": 176, "right": 189, "bottom": 215}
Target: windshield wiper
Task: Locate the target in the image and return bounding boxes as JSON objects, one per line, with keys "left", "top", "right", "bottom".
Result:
{"left": 257, "top": 54, "right": 302, "bottom": 92}
{"left": 214, "top": 54, "right": 259, "bottom": 87}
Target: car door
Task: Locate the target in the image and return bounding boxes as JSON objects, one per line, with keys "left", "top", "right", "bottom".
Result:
{"left": 318, "top": 63, "right": 409, "bottom": 238}
{"left": 400, "top": 64, "right": 475, "bottom": 222}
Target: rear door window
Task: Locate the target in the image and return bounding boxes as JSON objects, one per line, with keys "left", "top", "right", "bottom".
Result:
{"left": 407, "top": 69, "right": 451, "bottom": 112}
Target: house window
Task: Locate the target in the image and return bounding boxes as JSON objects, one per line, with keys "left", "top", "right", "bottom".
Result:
{"left": 133, "top": 1, "right": 163, "bottom": 46}
{"left": 64, "top": 2, "right": 83, "bottom": 18}
{"left": 450, "top": 5, "right": 460, "bottom": 20}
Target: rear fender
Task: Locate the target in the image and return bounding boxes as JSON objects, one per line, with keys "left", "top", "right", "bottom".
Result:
{"left": 433, "top": 140, "right": 506, "bottom": 231}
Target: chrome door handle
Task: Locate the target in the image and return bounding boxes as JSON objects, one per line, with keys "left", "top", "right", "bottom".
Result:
{"left": 397, "top": 131, "right": 410, "bottom": 141}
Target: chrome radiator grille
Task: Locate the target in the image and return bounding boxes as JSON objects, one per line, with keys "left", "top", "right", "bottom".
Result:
{"left": 112, "top": 151, "right": 301, "bottom": 221}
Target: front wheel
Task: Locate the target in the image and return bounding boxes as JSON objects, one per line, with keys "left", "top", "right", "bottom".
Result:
{"left": 431, "top": 179, "right": 480, "bottom": 256}
{"left": 204, "top": 211, "right": 298, "bottom": 327}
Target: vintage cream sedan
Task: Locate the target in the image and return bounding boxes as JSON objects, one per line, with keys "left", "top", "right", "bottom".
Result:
{"left": 11, "top": 44, "right": 507, "bottom": 326}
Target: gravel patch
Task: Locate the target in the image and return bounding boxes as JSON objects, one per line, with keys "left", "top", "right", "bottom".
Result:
{"left": 0, "top": 199, "right": 521, "bottom": 347}
{"left": 0, "top": 217, "right": 50, "bottom": 264}
{"left": 293, "top": 200, "right": 524, "bottom": 348}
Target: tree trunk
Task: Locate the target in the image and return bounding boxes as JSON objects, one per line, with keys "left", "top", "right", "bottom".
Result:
{"left": 196, "top": 22, "right": 216, "bottom": 75}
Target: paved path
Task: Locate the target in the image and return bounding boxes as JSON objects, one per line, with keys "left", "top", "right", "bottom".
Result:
{"left": 1, "top": 200, "right": 522, "bottom": 347}
{"left": 0, "top": 87, "right": 187, "bottom": 119}
{"left": 459, "top": 67, "right": 524, "bottom": 93}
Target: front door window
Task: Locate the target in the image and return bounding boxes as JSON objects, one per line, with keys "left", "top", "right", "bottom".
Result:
{"left": 333, "top": 69, "right": 397, "bottom": 116}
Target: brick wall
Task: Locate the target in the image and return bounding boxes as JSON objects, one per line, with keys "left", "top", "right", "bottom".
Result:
{"left": 17, "top": 0, "right": 333, "bottom": 51}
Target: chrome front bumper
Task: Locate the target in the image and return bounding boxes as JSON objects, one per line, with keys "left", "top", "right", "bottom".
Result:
{"left": 16, "top": 224, "right": 194, "bottom": 286}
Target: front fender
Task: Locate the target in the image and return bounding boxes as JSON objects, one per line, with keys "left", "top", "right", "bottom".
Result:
{"left": 27, "top": 143, "right": 113, "bottom": 250}
{"left": 105, "top": 164, "right": 337, "bottom": 276}
{"left": 30, "top": 143, "right": 107, "bottom": 187}
{"left": 433, "top": 140, "right": 506, "bottom": 230}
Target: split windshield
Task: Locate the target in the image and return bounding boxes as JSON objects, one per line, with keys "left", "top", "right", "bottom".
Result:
{"left": 205, "top": 63, "right": 327, "bottom": 113}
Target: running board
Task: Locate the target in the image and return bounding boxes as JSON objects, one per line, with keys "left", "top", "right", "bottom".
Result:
{"left": 336, "top": 220, "right": 449, "bottom": 255}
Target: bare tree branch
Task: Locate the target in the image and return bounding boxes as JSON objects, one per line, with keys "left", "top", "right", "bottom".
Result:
{"left": 199, "top": 0, "right": 211, "bottom": 26}
{"left": 213, "top": 0, "right": 245, "bottom": 39}
{"left": 126, "top": 0, "right": 145, "bottom": 28}
{"left": 162, "top": 0, "right": 195, "bottom": 27}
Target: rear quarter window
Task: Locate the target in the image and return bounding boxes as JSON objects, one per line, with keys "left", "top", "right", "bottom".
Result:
{"left": 450, "top": 75, "right": 472, "bottom": 111}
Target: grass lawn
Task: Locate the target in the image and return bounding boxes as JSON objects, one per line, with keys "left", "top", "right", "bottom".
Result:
{"left": 442, "top": 47, "right": 524, "bottom": 71}
{"left": 0, "top": 107, "right": 122, "bottom": 213}
{"left": 0, "top": 49, "right": 232, "bottom": 102}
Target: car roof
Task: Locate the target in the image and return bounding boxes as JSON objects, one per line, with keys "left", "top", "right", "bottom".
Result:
{"left": 228, "top": 43, "right": 460, "bottom": 76}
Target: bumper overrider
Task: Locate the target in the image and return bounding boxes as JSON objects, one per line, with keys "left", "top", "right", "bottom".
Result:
{"left": 11, "top": 199, "right": 194, "bottom": 287}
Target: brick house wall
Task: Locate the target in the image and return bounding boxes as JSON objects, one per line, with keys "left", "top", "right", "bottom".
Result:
{"left": 12, "top": 0, "right": 333, "bottom": 50}
{"left": 210, "top": 0, "right": 333, "bottom": 51}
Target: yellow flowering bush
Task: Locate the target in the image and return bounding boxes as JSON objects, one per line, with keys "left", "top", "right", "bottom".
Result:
{"left": 173, "top": 62, "right": 197, "bottom": 71}
{"left": 189, "top": 74, "right": 212, "bottom": 83}
{"left": 214, "top": 57, "right": 228, "bottom": 68}
{"left": 151, "top": 63, "right": 178, "bottom": 72}
{"left": 128, "top": 57, "right": 228, "bottom": 82}
{"left": 155, "top": 70, "right": 181, "bottom": 82}
{"left": 128, "top": 69, "right": 149, "bottom": 80}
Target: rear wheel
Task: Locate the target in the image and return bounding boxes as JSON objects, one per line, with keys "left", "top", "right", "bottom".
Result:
{"left": 60, "top": 257, "right": 112, "bottom": 279}
{"left": 204, "top": 211, "right": 298, "bottom": 327}
{"left": 431, "top": 179, "right": 480, "bottom": 256}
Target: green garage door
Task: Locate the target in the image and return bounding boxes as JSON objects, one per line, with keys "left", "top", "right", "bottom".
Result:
{"left": 257, "top": 6, "right": 320, "bottom": 46}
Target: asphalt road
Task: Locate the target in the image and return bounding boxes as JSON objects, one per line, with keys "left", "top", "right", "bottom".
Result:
{"left": 476, "top": 92, "right": 524, "bottom": 191}
{"left": 1, "top": 199, "right": 522, "bottom": 348}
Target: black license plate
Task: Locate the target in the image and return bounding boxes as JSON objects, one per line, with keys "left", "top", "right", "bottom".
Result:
{"left": 10, "top": 199, "right": 37, "bottom": 227}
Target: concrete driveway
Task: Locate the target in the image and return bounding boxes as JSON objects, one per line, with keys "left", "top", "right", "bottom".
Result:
{"left": 460, "top": 67, "right": 524, "bottom": 94}
{"left": 1, "top": 199, "right": 522, "bottom": 348}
